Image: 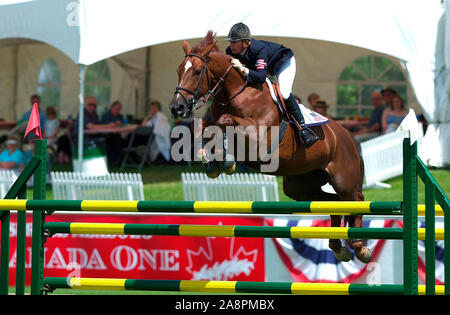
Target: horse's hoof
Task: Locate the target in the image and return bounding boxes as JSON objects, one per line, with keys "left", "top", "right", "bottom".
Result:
{"left": 333, "top": 246, "right": 352, "bottom": 262}
{"left": 221, "top": 154, "right": 236, "bottom": 175}
{"left": 356, "top": 247, "right": 372, "bottom": 264}
{"left": 204, "top": 161, "right": 221, "bottom": 179}
{"left": 206, "top": 170, "right": 221, "bottom": 179}
{"left": 224, "top": 163, "right": 236, "bottom": 175}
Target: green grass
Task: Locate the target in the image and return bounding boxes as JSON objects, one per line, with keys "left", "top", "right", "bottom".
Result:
{"left": 43, "top": 163, "right": 450, "bottom": 203}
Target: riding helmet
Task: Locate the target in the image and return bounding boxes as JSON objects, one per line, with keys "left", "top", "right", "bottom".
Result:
{"left": 226, "top": 22, "right": 251, "bottom": 42}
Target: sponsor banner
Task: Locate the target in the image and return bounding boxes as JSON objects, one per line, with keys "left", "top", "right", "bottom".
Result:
{"left": 4, "top": 213, "right": 264, "bottom": 285}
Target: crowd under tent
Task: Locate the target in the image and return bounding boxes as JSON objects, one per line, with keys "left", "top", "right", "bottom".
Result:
{"left": 0, "top": 0, "right": 447, "bottom": 166}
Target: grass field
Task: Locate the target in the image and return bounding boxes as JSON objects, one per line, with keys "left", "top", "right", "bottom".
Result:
{"left": 16, "top": 162, "right": 449, "bottom": 295}
{"left": 98, "top": 163, "right": 449, "bottom": 204}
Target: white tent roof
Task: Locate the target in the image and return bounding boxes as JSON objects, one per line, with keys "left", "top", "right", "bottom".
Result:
{"left": 0, "top": 0, "right": 442, "bottom": 65}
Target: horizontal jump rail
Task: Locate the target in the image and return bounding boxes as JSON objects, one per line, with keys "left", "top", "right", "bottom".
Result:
{"left": 44, "top": 222, "right": 445, "bottom": 240}
{"left": 43, "top": 277, "right": 444, "bottom": 295}
{"left": 1, "top": 200, "right": 443, "bottom": 216}
{"left": 0, "top": 200, "right": 404, "bottom": 214}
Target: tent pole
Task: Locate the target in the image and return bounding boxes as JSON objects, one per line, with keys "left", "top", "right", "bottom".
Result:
{"left": 144, "top": 46, "right": 151, "bottom": 115}
{"left": 12, "top": 45, "right": 19, "bottom": 121}
{"left": 77, "top": 64, "right": 86, "bottom": 171}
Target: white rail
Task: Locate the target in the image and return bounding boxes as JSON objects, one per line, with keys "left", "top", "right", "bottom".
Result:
{"left": 51, "top": 171, "right": 144, "bottom": 200}
{"left": 181, "top": 172, "right": 279, "bottom": 201}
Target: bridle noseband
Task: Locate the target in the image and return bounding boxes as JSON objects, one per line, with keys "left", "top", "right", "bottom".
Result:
{"left": 174, "top": 53, "right": 234, "bottom": 113}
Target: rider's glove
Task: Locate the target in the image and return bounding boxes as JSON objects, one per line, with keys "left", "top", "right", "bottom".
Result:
{"left": 231, "top": 58, "right": 248, "bottom": 76}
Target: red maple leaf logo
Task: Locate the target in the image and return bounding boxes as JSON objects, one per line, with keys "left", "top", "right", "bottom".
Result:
{"left": 186, "top": 236, "right": 258, "bottom": 280}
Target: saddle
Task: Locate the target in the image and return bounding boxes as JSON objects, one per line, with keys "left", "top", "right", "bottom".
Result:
{"left": 265, "top": 78, "right": 329, "bottom": 146}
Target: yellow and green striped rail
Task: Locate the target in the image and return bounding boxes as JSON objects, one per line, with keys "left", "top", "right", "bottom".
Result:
{"left": 0, "top": 199, "right": 444, "bottom": 216}
{"left": 44, "top": 222, "right": 445, "bottom": 240}
{"left": 43, "top": 277, "right": 445, "bottom": 295}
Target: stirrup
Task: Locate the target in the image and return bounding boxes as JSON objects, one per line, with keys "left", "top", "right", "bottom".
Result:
{"left": 300, "top": 128, "right": 319, "bottom": 148}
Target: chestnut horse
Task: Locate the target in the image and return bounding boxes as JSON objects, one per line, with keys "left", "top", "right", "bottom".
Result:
{"left": 169, "top": 32, "right": 371, "bottom": 264}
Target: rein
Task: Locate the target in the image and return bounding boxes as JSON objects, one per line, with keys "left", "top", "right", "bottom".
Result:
{"left": 175, "top": 53, "right": 246, "bottom": 112}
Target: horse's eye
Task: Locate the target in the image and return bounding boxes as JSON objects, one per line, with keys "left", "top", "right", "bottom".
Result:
{"left": 193, "top": 69, "right": 202, "bottom": 76}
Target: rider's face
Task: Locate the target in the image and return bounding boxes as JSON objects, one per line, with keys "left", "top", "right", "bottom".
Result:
{"left": 229, "top": 40, "right": 249, "bottom": 54}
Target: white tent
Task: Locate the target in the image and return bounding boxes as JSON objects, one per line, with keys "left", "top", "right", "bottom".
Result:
{"left": 0, "top": 0, "right": 447, "bottom": 166}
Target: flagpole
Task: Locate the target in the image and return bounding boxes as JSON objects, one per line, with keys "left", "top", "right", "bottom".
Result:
{"left": 77, "top": 64, "right": 86, "bottom": 171}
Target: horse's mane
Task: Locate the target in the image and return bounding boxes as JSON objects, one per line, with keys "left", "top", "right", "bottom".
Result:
{"left": 191, "top": 30, "right": 221, "bottom": 54}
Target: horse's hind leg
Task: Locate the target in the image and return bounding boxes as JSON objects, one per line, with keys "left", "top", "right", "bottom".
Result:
{"left": 348, "top": 215, "right": 373, "bottom": 264}
{"left": 283, "top": 173, "right": 351, "bottom": 262}
{"left": 329, "top": 215, "right": 352, "bottom": 262}
{"left": 328, "top": 158, "right": 372, "bottom": 264}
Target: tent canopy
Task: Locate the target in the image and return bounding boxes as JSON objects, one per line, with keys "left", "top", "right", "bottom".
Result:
{"left": 0, "top": 0, "right": 447, "bottom": 166}
{"left": 0, "top": 0, "right": 441, "bottom": 65}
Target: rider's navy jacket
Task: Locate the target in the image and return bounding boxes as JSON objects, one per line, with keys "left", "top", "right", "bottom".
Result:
{"left": 226, "top": 38, "right": 294, "bottom": 84}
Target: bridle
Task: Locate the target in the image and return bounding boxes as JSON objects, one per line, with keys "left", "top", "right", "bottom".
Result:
{"left": 174, "top": 53, "right": 235, "bottom": 113}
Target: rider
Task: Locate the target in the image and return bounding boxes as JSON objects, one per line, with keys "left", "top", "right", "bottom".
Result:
{"left": 225, "top": 22, "right": 319, "bottom": 148}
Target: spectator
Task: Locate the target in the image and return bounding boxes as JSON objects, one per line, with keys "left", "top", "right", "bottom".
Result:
{"left": 44, "top": 106, "right": 60, "bottom": 148}
{"left": 20, "top": 94, "right": 47, "bottom": 128}
{"left": 141, "top": 100, "right": 171, "bottom": 163}
{"left": 381, "top": 86, "right": 397, "bottom": 108}
{"left": 307, "top": 92, "right": 320, "bottom": 108}
{"left": 74, "top": 96, "right": 117, "bottom": 133}
{"left": 381, "top": 94, "right": 408, "bottom": 134}
{"left": 353, "top": 91, "right": 385, "bottom": 144}
{"left": 0, "top": 136, "right": 24, "bottom": 170}
{"left": 101, "top": 100, "right": 126, "bottom": 126}
{"left": 73, "top": 96, "right": 120, "bottom": 165}
{"left": 19, "top": 138, "right": 35, "bottom": 171}
{"left": 101, "top": 100, "right": 127, "bottom": 165}
{"left": 19, "top": 138, "right": 52, "bottom": 174}
{"left": 312, "top": 99, "right": 334, "bottom": 120}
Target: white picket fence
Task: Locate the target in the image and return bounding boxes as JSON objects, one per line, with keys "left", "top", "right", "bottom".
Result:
{"left": 0, "top": 169, "right": 17, "bottom": 198}
{"left": 51, "top": 171, "right": 144, "bottom": 200}
{"left": 181, "top": 172, "right": 279, "bottom": 201}
{"left": 361, "top": 129, "right": 423, "bottom": 188}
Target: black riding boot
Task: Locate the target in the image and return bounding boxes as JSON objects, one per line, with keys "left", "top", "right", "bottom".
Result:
{"left": 284, "top": 94, "right": 319, "bottom": 148}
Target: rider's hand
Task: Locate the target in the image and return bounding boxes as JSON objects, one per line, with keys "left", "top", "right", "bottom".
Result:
{"left": 231, "top": 58, "right": 247, "bottom": 75}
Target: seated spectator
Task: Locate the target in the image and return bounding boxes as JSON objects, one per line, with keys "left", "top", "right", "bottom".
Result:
{"left": 74, "top": 96, "right": 123, "bottom": 165}
{"left": 381, "top": 94, "right": 408, "bottom": 134}
{"left": 0, "top": 136, "right": 24, "bottom": 170}
{"left": 312, "top": 99, "right": 334, "bottom": 120}
{"left": 44, "top": 106, "right": 60, "bottom": 148}
{"left": 20, "top": 94, "right": 47, "bottom": 127}
{"left": 381, "top": 86, "right": 397, "bottom": 108}
{"left": 353, "top": 91, "right": 385, "bottom": 145}
{"left": 74, "top": 96, "right": 118, "bottom": 133}
{"left": 101, "top": 100, "right": 126, "bottom": 126}
{"left": 101, "top": 100, "right": 127, "bottom": 165}
{"left": 19, "top": 138, "right": 35, "bottom": 171}
{"left": 141, "top": 100, "right": 171, "bottom": 164}
{"left": 19, "top": 138, "right": 52, "bottom": 174}
{"left": 307, "top": 92, "right": 320, "bottom": 108}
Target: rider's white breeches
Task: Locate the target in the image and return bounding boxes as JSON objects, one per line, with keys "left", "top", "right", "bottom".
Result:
{"left": 277, "top": 56, "right": 296, "bottom": 100}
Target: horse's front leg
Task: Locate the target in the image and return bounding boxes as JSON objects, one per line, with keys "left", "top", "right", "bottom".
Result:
{"left": 349, "top": 215, "right": 373, "bottom": 263}
{"left": 194, "top": 118, "right": 221, "bottom": 178}
{"left": 329, "top": 215, "right": 352, "bottom": 262}
{"left": 215, "top": 114, "right": 259, "bottom": 175}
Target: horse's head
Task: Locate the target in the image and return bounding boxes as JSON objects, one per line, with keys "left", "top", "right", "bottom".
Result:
{"left": 170, "top": 31, "right": 222, "bottom": 119}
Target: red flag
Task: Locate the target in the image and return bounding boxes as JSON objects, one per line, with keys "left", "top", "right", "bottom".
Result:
{"left": 24, "top": 103, "right": 42, "bottom": 139}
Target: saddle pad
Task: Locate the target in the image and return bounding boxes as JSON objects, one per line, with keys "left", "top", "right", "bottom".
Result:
{"left": 298, "top": 103, "right": 329, "bottom": 126}
{"left": 265, "top": 79, "right": 329, "bottom": 127}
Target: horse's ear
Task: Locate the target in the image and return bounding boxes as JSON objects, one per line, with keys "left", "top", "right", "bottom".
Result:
{"left": 203, "top": 42, "right": 217, "bottom": 58}
{"left": 183, "top": 41, "right": 191, "bottom": 55}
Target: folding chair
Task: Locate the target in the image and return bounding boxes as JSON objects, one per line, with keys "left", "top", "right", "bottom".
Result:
{"left": 120, "top": 126, "right": 155, "bottom": 172}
